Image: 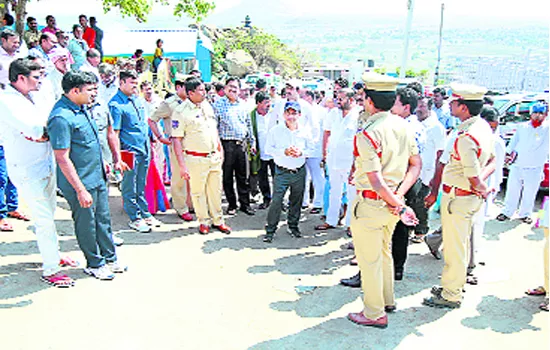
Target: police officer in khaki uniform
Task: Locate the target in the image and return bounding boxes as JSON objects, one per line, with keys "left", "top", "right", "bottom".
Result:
{"left": 423, "top": 83, "right": 494, "bottom": 309}
{"left": 171, "top": 77, "right": 231, "bottom": 235}
{"left": 148, "top": 74, "right": 194, "bottom": 222}
{"left": 347, "top": 73, "right": 421, "bottom": 328}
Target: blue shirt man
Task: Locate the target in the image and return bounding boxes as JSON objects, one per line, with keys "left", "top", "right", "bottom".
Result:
{"left": 48, "top": 71, "right": 126, "bottom": 280}
{"left": 108, "top": 70, "right": 159, "bottom": 232}
{"left": 432, "top": 87, "right": 460, "bottom": 130}
{"left": 212, "top": 77, "right": 256, "bottom": 215}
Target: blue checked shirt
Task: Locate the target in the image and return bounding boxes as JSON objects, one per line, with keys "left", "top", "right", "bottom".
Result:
{"left": 213, "top": 96, "right": 255, "bottom": 145}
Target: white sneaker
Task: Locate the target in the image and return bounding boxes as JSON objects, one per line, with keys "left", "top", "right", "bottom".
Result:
{"left": 112, "top": 235, "right": 124, "bottom": 246}
{"left": 144, "top": 216, "right": 162, "bottom": 227}
{"left": 107, "top": 261, "right": 128, "bottom": 273}
{"left": 129, "top": 219, "right": 151, "bottom": 233}
{"left": 84, "top": 264, "right": 115, "bottom": 280}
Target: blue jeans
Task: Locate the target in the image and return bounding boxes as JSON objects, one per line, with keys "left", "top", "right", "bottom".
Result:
{"left": 62, "top": 183, "right": 116, "bottom": 268}
{"left": 0, "top": 147, "right": 18, "bottom": 219}
{"left": 121, "top": 152, "right": 151, "bottom": 221}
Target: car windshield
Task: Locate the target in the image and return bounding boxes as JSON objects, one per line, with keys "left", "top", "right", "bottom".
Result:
{"left": 493, "top": 99, "right": 510, "bottom": 112}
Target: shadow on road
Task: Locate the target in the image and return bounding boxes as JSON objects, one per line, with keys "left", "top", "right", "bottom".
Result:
{"left": 0, "top": 262, "right": 88, "bottom": 302}
{"left": 250, "top": 306, "right": 450, "bottom": 349}
{"left": 482, "top": 220, "right": 521, "bottom": 241}
{"left": 524, "top": 227, "right": 544, "bottom": 241}
{"left": 461, "top": 295, "right": 543, "bottom": 333}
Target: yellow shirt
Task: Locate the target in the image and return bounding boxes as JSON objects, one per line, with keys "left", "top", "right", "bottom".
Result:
{"left": 442, "top": 115, "right": 494, "bottom": 191}
{"left": 149, "top": 95, "right": 184, "bottom": 137}
{"left": 172, "top": 99, "right": 219, "bottom": 153}
{"left": 354, "top": 111, "right": 418, "bottom": 192}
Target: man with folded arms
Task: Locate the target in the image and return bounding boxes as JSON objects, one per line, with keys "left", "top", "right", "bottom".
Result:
{"left": 423, "top": 83, "right": 494, "bottom": 309}
{"left": 171, "top": 77, "right": 230, "bottom": 235}
{"left": 263, "top": 101, "right": 313, "bottom": 243}
{"left": 347, "top": 73, "right": 420, "bottom": 328}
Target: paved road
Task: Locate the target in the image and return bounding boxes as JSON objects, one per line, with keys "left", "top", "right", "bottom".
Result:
{"left": 0, "top": 188, "right": 548, "bottom": 349}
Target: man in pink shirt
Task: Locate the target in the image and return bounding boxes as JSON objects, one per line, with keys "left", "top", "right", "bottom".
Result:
{"left": 41, "top": 15, "right": 59, "bottom": 35}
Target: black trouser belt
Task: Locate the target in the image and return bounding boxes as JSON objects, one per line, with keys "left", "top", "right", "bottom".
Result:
{"left": 276, "top": 164, "right": 305, "bottom": 174}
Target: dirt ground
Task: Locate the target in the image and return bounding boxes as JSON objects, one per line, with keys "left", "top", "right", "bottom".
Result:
{"left": 0, "top": 186, "right": 548, "bottom": 350}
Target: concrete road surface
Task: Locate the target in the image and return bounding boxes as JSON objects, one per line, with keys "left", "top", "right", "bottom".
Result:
{"left": 0, "top": 188, "right": 548, "bottom": 350}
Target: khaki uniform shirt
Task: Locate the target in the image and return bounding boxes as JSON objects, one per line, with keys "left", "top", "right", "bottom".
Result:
{"left": 353, "top": 111, "right": 418, "bottom": 192}
{"left": 357, "top": 110, "right": 370, "bottom": 130}
{"left": 442, "top": 115, "right": 494, "bottom": 191}
{"left": 149, "top": 95, "right": 184, "bottom": 137}
{"left": 172, "top": 99, "right": 219, "bottom": 153}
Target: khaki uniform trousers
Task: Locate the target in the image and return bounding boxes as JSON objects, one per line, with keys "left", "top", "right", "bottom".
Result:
{"left": 170, "top": 145, "right": 191, "bottom": 215}
{"left": 440, "top": 193, "right": 483, "bottom": 302}
{"left": 350, "top": 196, "right": 399, "bottom": 320}
{"left": 544, "top": 228, "right": 549, "bottom": 293}
{"left": 186, "top": 154, "right": 224, "bottom": 226}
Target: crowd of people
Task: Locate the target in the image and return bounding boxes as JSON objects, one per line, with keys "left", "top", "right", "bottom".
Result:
{"left": 1, "top": 13, "right": 549, "bottom": 327}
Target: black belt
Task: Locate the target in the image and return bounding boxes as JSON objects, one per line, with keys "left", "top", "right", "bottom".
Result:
{"left": 276, "top": 164, "right": 305, "bottom": 174}
{"left": 222, "top": 139, "right": 244, "bottom": 145}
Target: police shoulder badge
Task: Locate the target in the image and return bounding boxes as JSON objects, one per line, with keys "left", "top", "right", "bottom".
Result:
{"left": 172, "top": 120, "right": 180, "bottom": 129}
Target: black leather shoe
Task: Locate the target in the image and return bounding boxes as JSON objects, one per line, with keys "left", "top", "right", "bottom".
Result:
{"left": 340, "top": 272, "right": 361, "bottom": 288}
{"left": 287, "top": 227, "right": 302, "bottom": 238}
{"left": 384, "top": 305, "right": 397, "bottom": 313}
{"left": 227, "top": 207, "right": 237, "bottom": 215}
{"left": 310, "top": 207, "right": 322, "bottom": 214}
{"left": 394, "top": 270, "right": 403, "bottom": 281}
{"left": 258, "top": 199, "right": 270, "bottom": 209}
{"left": 240, "top": 207, "right": 255, "bottom": 216}
{"left": 263, "top": 233, "right": 274, "bottom": 243}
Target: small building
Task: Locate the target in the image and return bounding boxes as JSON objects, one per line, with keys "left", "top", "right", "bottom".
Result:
{"left": 103, "top": 28, "right": 213, "bottom": 82}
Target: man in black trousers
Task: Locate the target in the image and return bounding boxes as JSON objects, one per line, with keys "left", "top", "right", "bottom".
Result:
{"left": 213, "top": 77, "right": 256, "bottom": 216}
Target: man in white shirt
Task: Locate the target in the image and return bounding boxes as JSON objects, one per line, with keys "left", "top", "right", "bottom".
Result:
{"left": 301, "top": 89, "right": 326, "bottom": 213}
{"left": 97, "top": 62, "right": 118, "bottom": 105}
{"left": 28, "top": 32, "right": 57, "bottom": 74}
{"left": 416, "top": 95, "right": 445, "bottom": 241}
{"left": 0, "top": 29, "right": 23, "bottom": 88}
{"left": 316, "top": 88, "right": 358, "bottom": 230}
{"left": 250, "top": 91, "right": 276, "bottom": 209}
{"left": 497, "top": 102, "right": 549, "bottom": 224}
{"left": 263, "top": 101, "right": 313, "bottom": 243}
{"left": 272, "top": 80, "right": 313, "bottom": 131}
{"left": 0, "top": 29, "right": 27, "bottom": 233}
{"left": 0, "top": 57, "right": 74, "bottom": 287}
{"left": 79, "top": 48, "right": 101, "bottom": 82}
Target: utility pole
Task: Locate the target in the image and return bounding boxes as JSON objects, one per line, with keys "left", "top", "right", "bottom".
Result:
{"left": 399, "top": 0, "right": 415, "bottom": 79}
{"left": 433, "top": 3, "right": 445, "bottom": 86}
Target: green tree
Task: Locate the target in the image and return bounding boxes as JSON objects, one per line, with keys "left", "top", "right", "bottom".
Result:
{"left": 8, "top": 0, "right": 215, "bottom": 34}
{"left": 173, "top": 0, "right": 216, "bottom": 24}
{"left": 212, "top": 26, "right": 302, "bottom": 78}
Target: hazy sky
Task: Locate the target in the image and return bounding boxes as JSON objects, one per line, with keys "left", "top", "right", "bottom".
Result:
{"left": 217, "top": 0, "right": 549, "bottom": 20}
{"left": 27, "top": 0, "right": 550, "bottom": 26}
